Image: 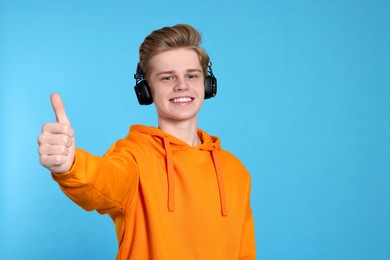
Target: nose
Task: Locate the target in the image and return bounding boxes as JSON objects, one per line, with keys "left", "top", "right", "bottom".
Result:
{"left": 173, "top": 77, "right": 190, "bottom": 92}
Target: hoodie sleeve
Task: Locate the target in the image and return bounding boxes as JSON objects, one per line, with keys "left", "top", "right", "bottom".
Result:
{"left": 52, "top": 145, "right": 139, "bottom": 215}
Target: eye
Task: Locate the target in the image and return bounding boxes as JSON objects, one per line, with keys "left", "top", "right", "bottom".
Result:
{"left": 187, "top": 74, "right": 200, "bottom": 80}
{"left": 161, "top": 75, "right": 174, "bottom": 81}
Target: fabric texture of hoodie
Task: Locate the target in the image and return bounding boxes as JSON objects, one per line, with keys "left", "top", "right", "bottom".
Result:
{"left": 52, "top": 125, "right": 256, "bottom": 259}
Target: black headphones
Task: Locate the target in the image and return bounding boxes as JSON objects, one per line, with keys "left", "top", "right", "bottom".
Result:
{"left": 134, "top": 62, "right": 217, "bottom": 105}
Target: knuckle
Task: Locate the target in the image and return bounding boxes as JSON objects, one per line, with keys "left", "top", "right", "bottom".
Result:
{"left": 42, "top": 123, "right": 53, "bottom": 132}
{"left": 55, "top": 155, "right": 65, "bottom": 164}
{"left": 39, "top": 155, "right": 48, "bottom": 166}
{"left": 63, "top": 125, "right": 75, "bottom": 137}
{"left": 37, "top": 134, "right": 48, "bottom": 144}
{"left": 59, "top": 145, "right": 69, "bottom": 154}
{"left": 62, "top": 136, "right": 70, "bottom": 145}
{"left": 37, "top": 135, "right": 43, "bottom": 144}
{"left": 64, "top": 136, "right": 73, "bottom": 147}
{"left": 63, "top": 125, "right": 70, "bottom": 134}
{"left": 37, "top": 145, "right": 45, "bottom": 155}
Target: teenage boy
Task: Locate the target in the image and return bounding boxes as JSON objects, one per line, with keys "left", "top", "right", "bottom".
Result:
{"left": 38, "top": 24, "right": 256, "bottom": 259}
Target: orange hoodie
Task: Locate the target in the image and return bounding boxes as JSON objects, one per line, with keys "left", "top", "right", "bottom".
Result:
{"left": 52, "top": 125, "right": 256, "bottom": 259}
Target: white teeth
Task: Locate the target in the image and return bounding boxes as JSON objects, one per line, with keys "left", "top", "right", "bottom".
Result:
{"left": 171, "top": 97, "right": 192, "bottom": 103}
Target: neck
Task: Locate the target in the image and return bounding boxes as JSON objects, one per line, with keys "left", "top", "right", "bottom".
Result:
{"left": 158, "top": 118, "right": 201, "bottom": 147}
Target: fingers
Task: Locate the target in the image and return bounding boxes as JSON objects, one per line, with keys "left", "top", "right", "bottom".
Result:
{"left": 39, "top": 154, "right": 69, "bottom": 171}
{"left": 38, "top": 128, "right": 75, "bottom": 172}
{"left": 38, "top": 144, "right": 70, "bottom": 156}
{"left": 51, "top": 93, "right": 70, "bottom": 124}
{"left": 41, "top": 122, "right": 74, "bottom": 137}
{"left": 38, "top": 131, "right": 73, "bottom": 147}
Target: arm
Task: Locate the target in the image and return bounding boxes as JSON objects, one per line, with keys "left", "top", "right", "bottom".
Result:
{"left": 52, "top": 147, "right": 138, "bottom": 215}
{"left": 38, "top": 93, "right": 137, "bottom": 214}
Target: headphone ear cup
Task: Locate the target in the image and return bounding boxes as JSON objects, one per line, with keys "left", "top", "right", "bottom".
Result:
{"left": 134, "top": 80, "right": 153, "bottom": 105}
{"left": 204, "top": 75, "right": 217, "bottom": 99}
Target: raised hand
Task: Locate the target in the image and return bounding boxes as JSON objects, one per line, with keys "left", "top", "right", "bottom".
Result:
{"left": 38, "top": 93, "right": 76, "bottom": 173}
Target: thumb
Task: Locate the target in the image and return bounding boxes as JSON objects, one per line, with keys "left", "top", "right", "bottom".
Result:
{"left": 50, "top": 93, "right": 70, "bottom": 124}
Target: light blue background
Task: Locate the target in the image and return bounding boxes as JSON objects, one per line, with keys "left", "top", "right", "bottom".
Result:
{"left": 1, "top": 0, "right": 389, "bottom": 259}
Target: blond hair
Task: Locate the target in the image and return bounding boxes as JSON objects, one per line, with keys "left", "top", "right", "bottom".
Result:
{"left": 139, "top": 24, "right": 209, "bottom": 79}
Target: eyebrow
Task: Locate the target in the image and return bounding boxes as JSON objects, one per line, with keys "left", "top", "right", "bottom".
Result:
{"left": 155, "top": 69, "right": 202, "bottom": 77}
{"left": 186, "top": 69, "right": 202, "bottom": 73}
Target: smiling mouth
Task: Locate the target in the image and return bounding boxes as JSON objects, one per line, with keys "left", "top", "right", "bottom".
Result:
{"left": 169, "top": 97, "right": 194, "bottom": 103}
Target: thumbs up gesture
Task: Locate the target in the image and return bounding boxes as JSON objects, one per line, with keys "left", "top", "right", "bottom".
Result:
{"left": 38, "top": 93, "right": 75, "bottom": 173}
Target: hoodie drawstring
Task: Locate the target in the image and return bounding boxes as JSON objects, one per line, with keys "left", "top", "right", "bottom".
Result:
{"left": 211, "top": 146, "right": 228, "bottom": 216}
{"left": 163, "top": 136, "right": 175, "bottom": 212}
{"left": 162, "top": 136, "right": 227, "bottom": 216}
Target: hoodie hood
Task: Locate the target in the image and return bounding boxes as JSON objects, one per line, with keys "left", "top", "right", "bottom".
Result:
{"left": 130, "top": 124, "right": 228, "bottom": 216}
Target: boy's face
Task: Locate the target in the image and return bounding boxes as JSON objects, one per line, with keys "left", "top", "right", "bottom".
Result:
{"left": 148, "top": 48, "right": 205, "bottom": 125}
